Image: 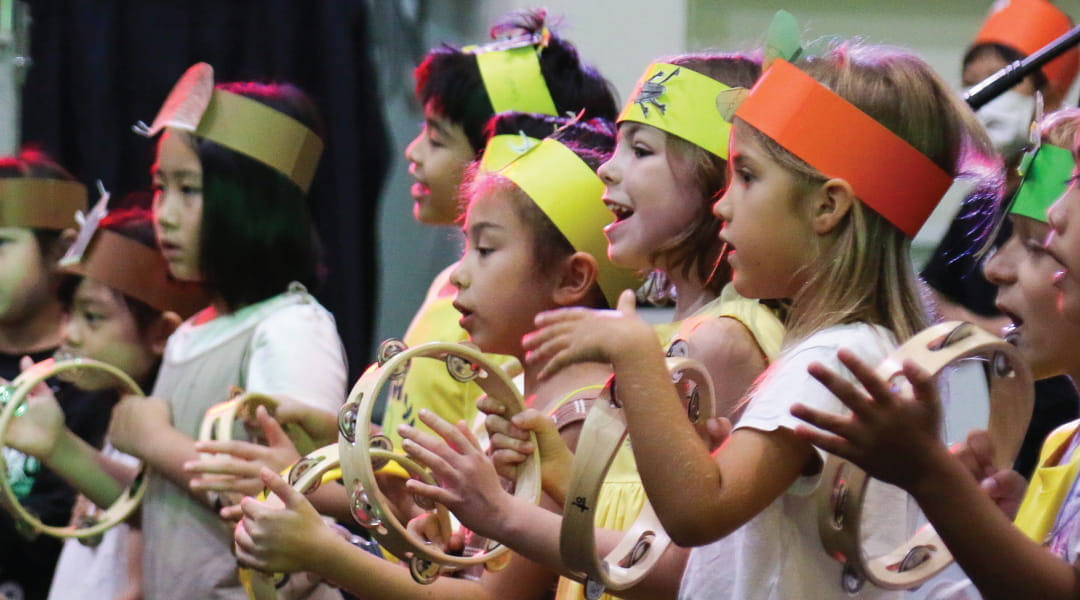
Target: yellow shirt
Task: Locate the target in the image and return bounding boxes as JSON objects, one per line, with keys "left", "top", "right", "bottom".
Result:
{"left": 380, "top": 264, "right": 519, "bottom": 450}
{"left": 556, "top": 283, "right": 784, "bottom": 600}
{"left": 1015, "top": 419, "right": 1080, "bottom": 543}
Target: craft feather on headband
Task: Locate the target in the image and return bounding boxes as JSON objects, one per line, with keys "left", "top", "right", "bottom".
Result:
{"left": 490, "top": 136, "right": 641, "bottom": 306}
{"left": 133, "top": 63, "right": 324, "bottom": 193}
{"left": 60, "top": 186, "right": 208, "bottom": 319}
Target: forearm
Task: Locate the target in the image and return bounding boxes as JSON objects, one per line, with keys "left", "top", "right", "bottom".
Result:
{"left": 45, "top": 431, "right": 130, "bottom": 507}
{"left": 912, "top": 453, "right": 1080, "bottom": 599}
{"left": 132, "top": 425, "right": 207, "bottom": 504}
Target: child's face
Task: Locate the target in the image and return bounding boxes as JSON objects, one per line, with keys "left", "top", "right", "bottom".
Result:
{"left": 152, "top": 130, "right": 204, "bottom": 282}
{"left": 450, "top": 185, "right": 559, "bottom": 357}
{"left": 60, "top": 278, "right": 159, "bottom": 386}
{"left": 984, "top": 216, "right": 1080, "bottom": 378}
{"left": 1047, "top": 182, "right": 1080, "bottom": 320}
{"left": 598, "top": 123, "right": 703, "bottom": 272}
{"left": 0, "top": 227, "right": 53, "bottom": 326}
{"left": 713, "top": 126, "right": 816, "bottom": 299}
{"left": 404, "top": 104, "right": 475, "bottom": 225}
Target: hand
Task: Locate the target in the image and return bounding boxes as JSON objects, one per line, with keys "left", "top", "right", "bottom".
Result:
{"left": 523, "top": 289, "right": 657, "bottom": 380}
{"left": 406, "top": 511, "right": 466, "bottom": 554}
{"left": 109, "top": 395, "right": 171, "bottom": 456}
{"left": 486, "top": 406, "right": 573, "bottom": 502}
{"left": 186, "top": 406, "right": 302, "bottom": 517}
{"left": 234, "top": 467, "right": 337, "bottom": 574}
{"left": 398, "top": 409, "right": 513, "bottom": 541}
{"left": 789, "top": 348, "right": 949, "bottom": 492}
{"left": 2, "top": 356, "right": 66, "bottom": 460}
{"left": 952, "top": 430, "right": 1027, "bottom": 518}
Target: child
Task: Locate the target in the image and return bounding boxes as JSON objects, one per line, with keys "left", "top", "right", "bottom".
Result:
{"left": 0, "top": 149, "right": 99, "bottom": 598}
{"left": 234, "top": 116, "right": 650, "bottom": 599}
{"left": 791, "top": 109, "right": 1080, "bottom": 600}
{"left": 97, "top": 63, "right": 347, "bottom": 599}
{"left": 1, "top": 204, "right": 200, "bottom": 599}
{"left": 385, "top": 8, "right": 618, "bottom": 452}
{"left": 521, "top": 40, "right": 997, "bottom": 599}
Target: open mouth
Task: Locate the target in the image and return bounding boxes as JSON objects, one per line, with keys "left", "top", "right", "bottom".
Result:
{"left": 998, "top": 308, "right": 1023, "bottom": 344}
{"left": 604, "top": 199, "right": 634, "bottom": 222}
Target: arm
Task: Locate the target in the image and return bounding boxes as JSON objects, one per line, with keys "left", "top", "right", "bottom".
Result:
{"left": 235, "top": 468, "right": 554, "bottom": 600}
{"left": 683, "top": 316, "right": 768, "bottom": 421}
{"left": 401, "top": 411, "right": 687, "bottom": 599}
{"left": 792, "top": 350, "right": 1080, "bottom": 600}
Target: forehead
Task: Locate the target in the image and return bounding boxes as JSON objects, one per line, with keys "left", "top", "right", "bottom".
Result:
{"left": 153, "top": 130, "right": 202, "bottom": 176}
{"left": 73, "top": 277, "right": 127, "bottom": 308}
{"left": 466, "top": 180, "right": 527, "bottom": 229}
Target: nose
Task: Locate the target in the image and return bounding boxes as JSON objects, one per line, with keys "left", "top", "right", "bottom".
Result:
{"left": 713, "top": 189, "right": 731, "bottom": 220}
{"left": 405, "top": 131, "right": 424, "bottom": 165}
{"left": 449, "top": 261, "right": 469, "bottom": 291}
{"left": 597, "top": 155, "right": 619, "bottom": 186}
{"left": 62, "top": 314, "right": 82, "bottom": 348}
{"left": 154, "top": 190, "right": 178, "bottom": 231}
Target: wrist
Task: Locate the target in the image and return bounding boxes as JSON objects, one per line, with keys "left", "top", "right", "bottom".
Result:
{"left": 906, "top": 443, "right": 964, "bottom": 503}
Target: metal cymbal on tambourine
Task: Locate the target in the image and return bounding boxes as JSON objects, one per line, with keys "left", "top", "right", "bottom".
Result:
{"left": 816, "top": 321, "right": 1034, "bottom": 592}
{"left": 560, "top": 357, "right": 717, "bottom": 599}
{"left": 337, "top": 339, "right": 540, "bottom": 584}
{"left": 0, "top": 358, "right": 147, "bottom": 539}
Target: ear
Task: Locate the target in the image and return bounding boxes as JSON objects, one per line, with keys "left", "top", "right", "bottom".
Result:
{"left": 552, "top": 251, "right": 600, "bottom": 307}
{"left": 810, "top": 178, "right": 855, "bottom": 235}
{"left": 144, "top": 311, "right": 182, "bottom": 357}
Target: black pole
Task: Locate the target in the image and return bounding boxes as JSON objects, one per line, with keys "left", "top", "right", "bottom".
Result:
{"left": 965, "top": 23, "right": 1080, "bottom": 110}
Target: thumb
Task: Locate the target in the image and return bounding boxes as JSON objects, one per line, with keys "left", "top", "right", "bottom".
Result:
{"left": 259, "top": 466, "right": 304, "bottom": 510}
{"left": 616, "top": 289, "right": 637, "bottom": 316}
{"left": 256, "top": 405, "right": 291, "bottom": 449}
{"left": 513, "top": 409, "right": 561, "bottom": 447}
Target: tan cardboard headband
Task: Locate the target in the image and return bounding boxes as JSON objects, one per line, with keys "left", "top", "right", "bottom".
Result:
{"left": 60, "top": 230, "right": 207, "bottom": 319}
{"left": 135, "top": 63, "right": 323, "bottom": 192}
{"left": 0, "top": 179, "right": 85, "bottom": 229}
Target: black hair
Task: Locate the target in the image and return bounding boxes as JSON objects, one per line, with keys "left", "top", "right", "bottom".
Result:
{"left": 192, "top": 81, "right": 326, "bottom": 311}
{"left": 414, "top": 8, "right": 618, "bottom": 152}
{"left": 59, "top": 206, "right": 163, "bottom": 332}
{"left": 0, "top": 147, "right": 82, "bottom": 255}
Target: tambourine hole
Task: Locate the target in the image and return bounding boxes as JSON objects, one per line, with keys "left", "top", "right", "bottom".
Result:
{"left": 337, "top": 401, "right": 360, "bottom": 443}
{"left": 830, "top": 481, "right": 847, "bottom": 529}
{"left": 412, "top": 493, "right": 434, "bottom": 511}
{"left": 445, "top": 354, "right": 478, "bottom": 382}
{"left": 991, "top": 351, "right": 1014, "bottom": 378}
{"left": 288, "top": 458, "right": 315, "bottom": 487}
{"left": 617, "top": 530, "right": 655, "bottom": 568}
{"left": 841, "top": 564, "right": 865, "bottom": 593}
{"left": 896, "top": 544, "right": 934, "bottom": 573}
{"left": 687, "top": 389, "right": 701, "bottom": 424}
{"left": 350, "top": 489, "right": 382, "bottom": 529}
{"left": 666, "top": 339, "right": 689, "bottom": 358}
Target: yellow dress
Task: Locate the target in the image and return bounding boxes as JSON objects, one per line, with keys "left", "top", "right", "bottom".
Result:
{"left": 380, "top": 264, "right": 519, "bottom": 451}
{"left": 1015, "top": 419, "right": 1080, "bottom": 543}
{"left": 555, "top": 283, "right": 784, "bottom": 600}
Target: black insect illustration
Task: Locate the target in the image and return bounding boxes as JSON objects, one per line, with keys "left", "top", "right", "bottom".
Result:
{"left": 634, "top": 67, "right": 681, "bottom": 117}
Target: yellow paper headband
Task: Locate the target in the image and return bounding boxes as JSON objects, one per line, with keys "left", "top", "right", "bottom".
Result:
{"left": 498, "top": 138, "right": 641, "bottom": 307}
{"left": 479, "top": 133, "right": 541, "bottom": 172}
{"left": 618, "top": 63, "right": 744, "bottom": 159}
{"left": 134, "top": 63, "right": 324, "bottom": 193}
{"left": 468, "top": 35, "right": 558, "bottom": 116}
{"left": 0, "top": 179, "right": 85, "bottom": 230}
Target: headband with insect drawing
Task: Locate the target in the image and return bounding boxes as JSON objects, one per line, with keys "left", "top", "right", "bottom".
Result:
{"left": 0, "top": 178, "right": 85, "bottom": 230}
{"left": 465, "top": 30, "right": 558, "bottom": 117}
{"left": 492, "top": 136, "right": 642, "bottom": 306}
{"left": 133, "top": 63, "right": 324, "bottom": 193}
{"left": 618, "top": 62, "right": 746, "bottom": 160}
{"left": 59, "top": 185, "right": 208, "bottom": 319}
{"left": 732, "top": 11, "right": 953, "bottom": 238}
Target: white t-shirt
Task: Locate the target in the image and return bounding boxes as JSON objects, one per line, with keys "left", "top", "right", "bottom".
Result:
{"left": 679, "top": 322, "right": 918, "bottom": 600}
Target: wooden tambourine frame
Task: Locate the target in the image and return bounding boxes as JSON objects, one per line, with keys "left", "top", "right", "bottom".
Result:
{"left": 240, "top": 443, "right": 345, "bottom": 600}
{"left": 337, "top": 340, "right": 540, "bottom": 584}
{"left": 816, "top": 321, "right": 1034, "bottom": 592}
{"left": 560, "top": 357, "right": 717, "bottom": 599}
{"left": 0, "top": 358, "right": 147, "bottom": 539}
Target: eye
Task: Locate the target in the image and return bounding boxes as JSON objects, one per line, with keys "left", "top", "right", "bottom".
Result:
{"left": 477, "top": 246, "right": 495, "bottom": 257}
{"left": 736, "top": 168, "right": 755, "bottom": 184}
{"left": 180, "top": 184, "right": 202, "bottom": 196}
{"left": 631, "top": 144, "right": 653, "bottom": 159}
{"left": 81, "top": 309, "right": 105, "bottom": 327}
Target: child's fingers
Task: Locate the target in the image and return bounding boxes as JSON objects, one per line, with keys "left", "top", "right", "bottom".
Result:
{"left": 791, "top": 424, "right": 857, "bottom": 460}
{"left": 532, "top": 306, "right": 589, "bottom": 328}
{"left": 184, "top": 455, "right": 260, "bottom": 477}
{"left": 485, "top": 414, "right": 530, "bottom": 444}
{"left": 414, "top": 410, "right": 475, "bottom": 455}
{"left": 901, "top": 359, "right": 939, "bottom": 408}
{"left": 400, "top": 437, "right": 455, "bottom": 478}
{"left": 403, "top": 477, "right": 457, "bottom": 507}
{"left": 790, "top": 402, "right": 862, "bottom": 443}
{"left": 807, "top": 361, "right": 875, "bottom": 419}
{"left": 476, "top": 395, "right": 509, "bottom": 417}
{"left": 835, "top": 349, "right": 900, "bottom": 409}
{"left": 259, "top": 466, "right": 306, "bottom": 511}
{"left": 220, "top": 503, "right": 245, "bottom": 521}
{"left": 256, "top": 405, "right": 292, "bottom": 449}
{"left": 490, "top": 432, "right": 534, "bottom": 456}
{"left": 193, "top": 440, "right": 266, "bottom": 460}
{"left": 615, "top": 289, "right": 637, "bottom": 316}
{"left": 964, "top": 430, "right": 998, "bottom": 477}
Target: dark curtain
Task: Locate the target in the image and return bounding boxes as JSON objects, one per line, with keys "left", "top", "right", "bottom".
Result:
{"left": 21, "top": 0, "right": 389, "bottom": 379}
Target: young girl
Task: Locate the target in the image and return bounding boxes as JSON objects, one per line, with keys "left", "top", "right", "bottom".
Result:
{"left": 234, "top": 116, "right": 650, "bottom": 599}
{"left": 0, "top": 149, "right": 96, "bottom": 598}
{"left": 792, "top": 110, "right": 1080, "bottom": 600}
{"left": 95, "top": 64, "right": 347, "bottom": 599}
{"left": 521, "top": 41, "right": 997, "bottom": 599}
{"left": 386, "top": 8, "right": 617, "bottom": 452}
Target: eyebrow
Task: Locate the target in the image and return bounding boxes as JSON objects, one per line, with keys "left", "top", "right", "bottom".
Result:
{"left": 464, "top": 221, "right": 502, "bottom": 238}
{"left": 150, "top": 166, "right": 201, "bottom": 180}
{"left": 426, "top": 118, "right": 451, "bottom": 138}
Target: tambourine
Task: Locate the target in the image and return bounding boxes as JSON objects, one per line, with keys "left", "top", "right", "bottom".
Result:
{"left": 240, "top": 443, "right": 343, "bottom": 600}
{"left": 337, "top": 339, "right": 540, "bottom": 584}
{"left": 560, "top": 357, "right": 717, "bottom": 599}
{"left": 0, "top": 358, "right": 147, "bottom": 538}
{"left": 816, "top": 321, "right": 1034, "bottom": 591}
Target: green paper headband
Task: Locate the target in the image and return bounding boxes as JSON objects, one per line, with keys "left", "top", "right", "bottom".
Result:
{"left": 134, "top": 63, "right": 324, "bottom": 193}
{"left": 0, "top": 179, "right": 86, "bottom": 230}
{"left": 497, "top": 138, "right": 641, "bottom": 306}
{"left": 469, "top": 35, "right": 558, "bottom": 116}
{"left": 618, "top": 63, "right": 740, "bottom": 159}
{"left": 1012, "top": 144, "right": 1074, "bottom": 223}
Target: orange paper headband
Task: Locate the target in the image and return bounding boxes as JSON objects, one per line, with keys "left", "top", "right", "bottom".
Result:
{"left": 734, "top": 60, "right": 953, "bottom": 237}
{"left": 0, "top": 179, "right": 85, "bottom": 230}
{"left": 974, "top": 0, "right": 1079, "bottom": 94}
{"left": 61, "top": 229, "right": 207, "bottom": 319}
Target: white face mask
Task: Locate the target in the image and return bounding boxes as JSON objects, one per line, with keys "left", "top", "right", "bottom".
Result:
{"left": 966, "top": 88, "right": 1036, "bottom": 160}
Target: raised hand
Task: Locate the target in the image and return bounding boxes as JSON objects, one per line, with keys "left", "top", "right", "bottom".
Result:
{"left": 2, "top": 356, "right": 66, "bottom": 460}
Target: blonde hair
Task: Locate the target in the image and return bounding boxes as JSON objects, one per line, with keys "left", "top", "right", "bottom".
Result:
{"left": 1041, "top": 107, "right": 1080, "bottom": 157}
{"left": 740, "top": 41, "right": 1001, "bottom": 343}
